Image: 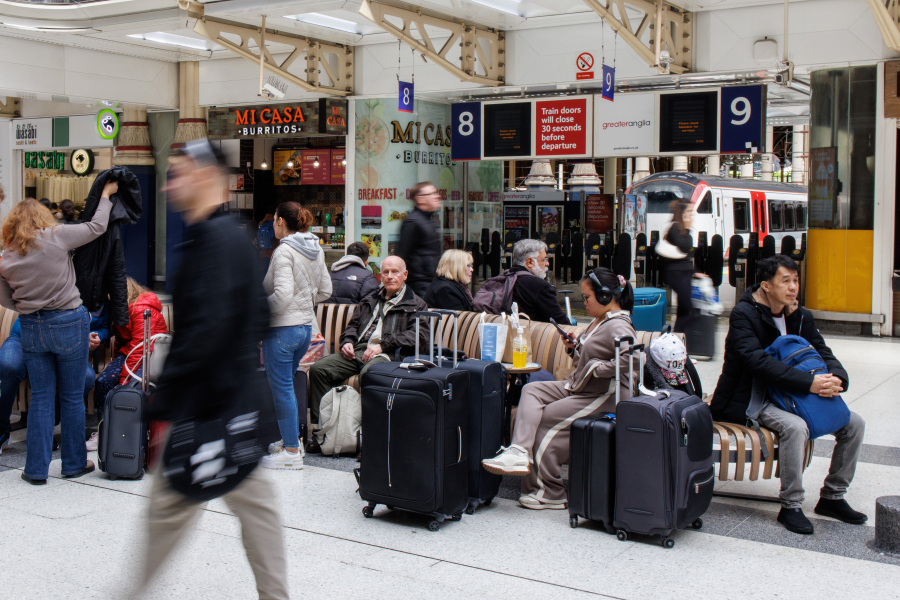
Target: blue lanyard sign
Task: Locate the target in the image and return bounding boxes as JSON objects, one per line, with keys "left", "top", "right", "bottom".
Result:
{"left": 601, "top": 65, "right": 615, "bottom": 101}
{"left": 398, "top": 80, "right": 414, "bottom": 113}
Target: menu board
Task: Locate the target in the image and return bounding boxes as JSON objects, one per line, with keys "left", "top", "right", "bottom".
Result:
{"left": 300, "top": 149, "right": 330, "bottom": 185}
{"left": 535, "top": 97, "right": 592, "bottom": 157}
{"left": 330, "top": 149, "right": 346, "bottom": 185}
{"left": 483, "top": 101, "right": 532, "bottom": 158}
{"left": 658, "top": 91, "right": 718, "bottom": 153}
{"left": 273, "top": 148, "right": 302, "bottom": 186}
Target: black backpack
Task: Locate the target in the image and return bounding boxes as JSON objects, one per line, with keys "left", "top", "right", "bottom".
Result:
{"left": 473, "top": 269, "right": 532, "bottom": 315}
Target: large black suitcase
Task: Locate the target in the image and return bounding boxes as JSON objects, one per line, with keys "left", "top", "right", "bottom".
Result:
{"left": 98, "top": 309, "right": 152, "bottom": 480}
{"left": 613, "top": 366, "right": 715, "bottom": 548}
{"left": 359, "top": 312, "right": 470, "bottom": 531}
{"left": 568, "top": 336, "right": 637, "bottom": 532}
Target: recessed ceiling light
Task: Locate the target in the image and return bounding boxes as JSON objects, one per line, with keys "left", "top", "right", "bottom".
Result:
{"left": 285, "top": 13, "right": 361, "bottom": 34}
{"left": 1, "top": 22, "right": 94, "bottom": 32}
{"left": 128, "top": 32, "right": 220, "bottom": 51}
{"left": 470, "top": 0, "right": 523, "bottom": 16}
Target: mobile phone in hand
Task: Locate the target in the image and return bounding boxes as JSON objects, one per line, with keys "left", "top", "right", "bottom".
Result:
{"left": 549, "top": 318, "right": 570, "bottom": 339}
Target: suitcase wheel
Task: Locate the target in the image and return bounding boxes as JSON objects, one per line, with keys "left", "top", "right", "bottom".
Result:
{"left": 386, "top": 505, "right": 394, "bottom": 511}
{"left": 616, "top": 530, "right": 628, "bottom": 542}
{"left": 465, "top": 504, "right": 475, "bottom": 515}
{"left": 362, "top": 506, "right": 374, "bottom": 518}
{"left": 428, "top": 520, "right": 441, "bottom": 532}
{"left": 569, "top": 515, "right": 578, "bottom": 529}
{"left": 451, "top": 512, "right": 462, "bottom": 522}
{"left": 662, "top": 537, "right": 675, "bottom": 549}
{"left": 691, "top": 518, "right": 703, "bottom": 530}
{"left": 108, "top": 475, "right": 118, "bottom": 481}
{"left": 484, "top": 498, "right": 493, "bottom": 507}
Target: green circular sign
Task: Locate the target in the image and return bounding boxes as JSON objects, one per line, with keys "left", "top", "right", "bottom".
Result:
{"left": 97, "top": 109, "right": 119, "bottom": 140}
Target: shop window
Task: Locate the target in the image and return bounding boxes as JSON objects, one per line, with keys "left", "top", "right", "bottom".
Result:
{"left": 796, "top": 205, "right": 807, "bottom": 229}
{"left": 733, "top": 199, "right": 750, "bottom": 233}
{"left": 784, "top": 204, "right": 795, "bottom": 230}
{"left": 696, "top": 192, "right": 712, "bottom": 214}
{"left": 769, "top": 202, "right": 783, "bottom": 231}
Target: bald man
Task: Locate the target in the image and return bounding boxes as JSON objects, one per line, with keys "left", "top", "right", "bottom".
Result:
{"left": 307, "top": 255, "right": 430, "bottom": 435}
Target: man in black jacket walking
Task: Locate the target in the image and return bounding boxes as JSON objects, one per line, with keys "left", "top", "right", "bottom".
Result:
{"left": 395, "top": 181, "right": 441, "bottom": 297}
{"left": 710, "top": 255, "right": 866, "bottom": 535}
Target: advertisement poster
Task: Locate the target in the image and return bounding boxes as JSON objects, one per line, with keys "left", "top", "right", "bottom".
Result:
{"left": 274, "top": 148, "right": 302, "bottom": 186}
{"left": 537, "top": 206, "right": 561, "bottom": 238}
{"left": 622, "top": 196, "right": 635, "bottom": 236}
{"left": 621, "top": 194, "right": 647, "bottom": 236}
{"left": 361, "top": 205, "right": 382, "bottom": 229}
{"left": 594, "top": 93, "right": 655, "bottom": 157}
{"left": 808, "top": 147, "right": 837, "bottom": 228}
{"left": 467, "top": 161, "right": 502, "bottom": 243}
{"left": 585, "top": 194, "right": 614, "bottom": 233}
{"left": 361, "top": 233, "right": 382, "bottom": 258}
{"left": 503, "top": 205, "right": 531, "bottom": 243}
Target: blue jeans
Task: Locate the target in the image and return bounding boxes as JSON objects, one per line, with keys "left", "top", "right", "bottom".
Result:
{"left": 263, "top": 325, "right": 311, "bottom": 449}
{"left": 19, "top": 306, "right": 91, "bottom": 479}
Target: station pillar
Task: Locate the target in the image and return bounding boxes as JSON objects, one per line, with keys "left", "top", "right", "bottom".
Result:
{"left": 792, "top": 125, "right": 807, "bottom": 184}
{"left": 633, "top": 157, "right": 651, "bottom": 182}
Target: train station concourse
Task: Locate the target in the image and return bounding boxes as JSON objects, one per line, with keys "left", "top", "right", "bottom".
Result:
{"left": 1, "top": 1, "right": 900, "bottom": 599}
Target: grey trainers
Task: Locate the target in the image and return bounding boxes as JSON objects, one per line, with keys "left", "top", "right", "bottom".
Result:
{"left": 481, "top": 445, "right": 530, "bottom": 476}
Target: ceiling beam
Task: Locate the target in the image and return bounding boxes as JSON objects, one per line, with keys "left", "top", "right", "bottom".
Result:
{"left": 582, "top": 0, "right": 692, "bottom": 74}
{"left": 358, "top": 0, "right": 505, "bottom": 87}
{"left": 867, "top": 0, "right": 900, "bottom": 53}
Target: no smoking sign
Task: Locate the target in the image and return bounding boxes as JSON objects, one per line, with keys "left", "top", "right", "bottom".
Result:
{"left": 576, "top": 52, "right": 594, "bottom": 80}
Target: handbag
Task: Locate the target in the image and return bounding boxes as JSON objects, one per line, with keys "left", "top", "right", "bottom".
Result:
{"left": 123, "top": 332, "right": 172, "bottom": 387}
{"left": 654, "top": 224, "right": 687, "bottom": 260}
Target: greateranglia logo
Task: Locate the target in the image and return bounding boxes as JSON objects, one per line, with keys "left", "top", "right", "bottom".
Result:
{"left": 602, "top": 119, "right": 652, "bottom": 130}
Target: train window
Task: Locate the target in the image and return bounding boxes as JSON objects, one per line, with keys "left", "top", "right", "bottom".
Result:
{"left": 733, "top": 199, "right": 750, "bottom": 233}
{"left": 796, "top": 205, "right": 807, "bottom": 229}
{"left": 769, "top": 202, "right": 783, "bottom": 231}
{"left": 696, "top": 192, "right": 712, "bottom": 214}
{"left": 631, "top": 179, "right": 694, "bottom": 213}
{"left": 784, "top": 204, "right": 795, "bottom": 230}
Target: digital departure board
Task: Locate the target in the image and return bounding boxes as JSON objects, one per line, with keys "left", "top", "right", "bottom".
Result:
{"left": 483, "top": 101, "right": 532, "bottom": 158}
{"left": 658, "top": 91, "right": 718, "bottom": 153}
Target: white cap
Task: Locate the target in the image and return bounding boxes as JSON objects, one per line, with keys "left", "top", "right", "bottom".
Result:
{"left": 649, "top": 333, "right": 687, "bottom": 372}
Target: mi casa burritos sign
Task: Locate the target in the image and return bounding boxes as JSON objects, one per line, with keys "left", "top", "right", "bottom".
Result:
{"left": 208, "top": 99, "right": 348, "bottom": 139}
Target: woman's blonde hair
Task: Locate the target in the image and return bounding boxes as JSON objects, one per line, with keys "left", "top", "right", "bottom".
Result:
{"left": 126, "top": 277, "right": 149, "bottom": 306}
{"left": 2, "top": 198, "right": 58, "bottom": 256}
{"left": 436, "top": 249, "right": 474, "bottom": 284}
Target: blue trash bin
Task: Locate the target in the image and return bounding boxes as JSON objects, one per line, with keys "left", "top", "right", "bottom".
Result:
{"left": 630, "top": 287, "right": 667, "bottom": 332}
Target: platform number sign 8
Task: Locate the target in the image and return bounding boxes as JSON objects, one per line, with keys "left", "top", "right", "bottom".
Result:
{"left": 602, "top": 65, "right": 615, "bottom": 101}
{"left": 719, "top": 84, "right": 766, "bottom": 154}
{"left": 451, "top": 102, "right": 482, "bottom": 161}
{"left": 398, "top": 80, "right": 414, "bottom": 113}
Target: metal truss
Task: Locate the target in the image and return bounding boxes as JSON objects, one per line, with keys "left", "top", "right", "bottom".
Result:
{"left": 181, "top": 3, "right": 353, "bottom": 96}
{"left": 868, "top": 0, "right": 900, "bottom": 52}
{"left": 583, "top": 0, "right": 692, "bottom": 74}
{"left": 0, "top": 97, "right": 20, "bottom": 118}
{"left": 359, "top": 0, "right": 505, "bottom": 86}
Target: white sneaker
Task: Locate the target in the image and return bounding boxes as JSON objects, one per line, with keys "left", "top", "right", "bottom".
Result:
{"left": 481, "top": 445, "right": 530, "bottom": 476}
{"left": 85, "top": 432, "right": 99, "bottom": 452}
{"left": 261, "top": 449, "right": 304, "bottom": 470}
{"left": 268, "top": 439, "right": 306, "bottom": 457}
{"left": 518, "top": 494, "right": 567, "bottom": 510}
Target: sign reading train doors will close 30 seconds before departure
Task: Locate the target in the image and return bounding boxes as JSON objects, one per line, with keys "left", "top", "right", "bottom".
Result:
{"left": 535, "top": 97, "right": 593, "bottom": 158}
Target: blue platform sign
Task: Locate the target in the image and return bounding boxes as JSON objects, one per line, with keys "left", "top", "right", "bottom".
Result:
{"left": 601, "top": 65, "right": 615, "bottom": 101}
{"left": 720, "top": 84, "right": 766, "bottom": 153}
{"left": 398, "top": 80, "right": 414, "bottom": 113}
{"left": 451, "top": 101, "right": 482, "bottom": 161}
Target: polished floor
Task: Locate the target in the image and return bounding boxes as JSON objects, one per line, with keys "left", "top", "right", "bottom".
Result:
{"left": 1, "top": 324, "right": 899, "bottom": 599}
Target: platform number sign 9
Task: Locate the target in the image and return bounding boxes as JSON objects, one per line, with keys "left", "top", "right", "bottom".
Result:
{"left": 398, "top": 80, "right": 414, "bottom": 114}
{"left": 719, "top": 84, "right": 766, "bottom": 153}
{"left": 601, "top": 65, "right": 615, "bottom": 102}
{"left": 451, "top": 102, "right": 482, "bottom": 161}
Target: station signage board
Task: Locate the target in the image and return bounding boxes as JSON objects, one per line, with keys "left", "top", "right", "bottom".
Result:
{"left": 535, "top": 96, "right": 592, "bottom": 158}
{"left": 482, "top": 101, "right": 532, "bottom": 159}
{"left": 450, "top": 102, "right": 482, "bottom": 161}
{"left": 208, "top": 98, "right": 348, "bottom": 139}
{"left": 719, "top": 84, "right": 766, "bottom": 153}
{"left": 658, "top": 91, "right": 719, "bottom": 153}
{"left": 594, "top": 92, "right": 655, "bottom": 157}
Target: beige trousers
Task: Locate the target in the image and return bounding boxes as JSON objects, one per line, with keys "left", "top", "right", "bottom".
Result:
{"left": 138, "top": 468, "right": 290, "bottom": 600}
{"left": 511, "top": 380, "right": 615, "bottom": 502}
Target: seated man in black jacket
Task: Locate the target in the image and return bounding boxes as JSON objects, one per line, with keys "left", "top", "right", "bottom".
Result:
{"left": 308, "top": 255, "right": 428, "bottom": 436}
{"left": 326, "top": 241, "right": 379, "bottom": 304}
{"left": 507, "top": 239, "right": 568, "bottom": 324}
{"left": 710, "top": 255, "right": 866, "bottom": 535}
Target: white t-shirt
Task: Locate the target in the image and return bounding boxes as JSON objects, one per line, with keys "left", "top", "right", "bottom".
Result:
{"left": 773, "top": 314, "right": 787, "bottom": 337}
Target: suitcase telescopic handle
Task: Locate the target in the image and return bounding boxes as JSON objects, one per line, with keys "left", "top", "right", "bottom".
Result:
{"left": 430, "top": 309, "right": 459, "bottom": 368}
{"left": 614, "top": 335, "right": 634, "bottom": 404}
{"left": 414, "top": 311, "right": 442, "bottom": 367}
{"left": 142, "top": 308, "right": 151, "bottom": 394}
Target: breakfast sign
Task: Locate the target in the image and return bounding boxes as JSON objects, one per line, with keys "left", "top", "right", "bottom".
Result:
{"left": 208, "top": 98, "right": 348, "bottom": 139}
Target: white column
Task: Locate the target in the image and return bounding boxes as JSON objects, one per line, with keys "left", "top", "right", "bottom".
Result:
{"left": 740, "top": 163, "right": 754, "bottom": 178}
{"left": 672, "top": 155, "right": 688, "bottom": 172}
{"left": 633, "top": 157, "right": 650, "bottom": 182}
{"left": 792, "top": 125, "right": 807, "bottom": 184}
{"left": 168, "top": 61, "right": 207, "bottom": 162}
{"left": 760, "top": 125, "right": 774, "bottom": 181}
{"left": 625, "top": 157, "right": 633, "bottom": 188}
{"left": 114, "top": 105, "right": 154, "bottom": 166}
{"left": 345, "top": 99, "right": 356, "bottom": 251}
{"left": 706, "top": 155, "right": 720, "bottom": 176}
{"left": 603, "top": 158, "right": 616, "bottom": 194}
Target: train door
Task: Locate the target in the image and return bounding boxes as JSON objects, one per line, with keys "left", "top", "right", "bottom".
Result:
{"left": 711, "top": 188, "right": 725, "bottom": 238}
{"left": 692, "top": 189, "right": 715, "bottom": 241}
{"left": 729, "top": 193, "right": 752, "bottom": 243}
{"left": 751, "top": 191, "right": 767, "bottom": 238}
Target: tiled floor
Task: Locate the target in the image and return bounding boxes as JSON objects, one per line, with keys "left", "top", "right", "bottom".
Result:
{"left": 1, "top": 322, "right": 899, "bottom": 599}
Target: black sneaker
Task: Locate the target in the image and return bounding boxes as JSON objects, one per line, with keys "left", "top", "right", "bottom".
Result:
{"left": 305, "top": 437, "right": 322, "bottom": 455}
{"left": 814, "top": 498, "right": 868, "bottom": 525}
{"left": 63, "top": 460, "right": 95, "bottom": 479}
{"left": 0, "top": 431, "right": 10, "bottom": 455}
{"left": 777, "top": 507, "right": 815, "bottom": 535}
{"left": 21, "top": 472, "right": 46, "bottom": 485}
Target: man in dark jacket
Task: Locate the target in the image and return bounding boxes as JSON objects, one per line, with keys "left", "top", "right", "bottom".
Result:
{"left": 309, "top": 255, "right": 428, "bottom": 428}
{"left": 507, "top": 239, "right": 568, "bottom": 324}
{"left": 138, "top": 140, "right": 289, "bottom": 599}
{"left": 710, "top": 255, "right": 866, "bottom": 535}
{"left": 395, "top": 181, "right": 441, "bottom": 297}
{"left": 327, "top": 241, "right": 379, "bottom": 304}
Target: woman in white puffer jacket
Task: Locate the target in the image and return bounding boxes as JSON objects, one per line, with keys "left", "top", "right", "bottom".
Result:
{"left": 261, "top": 202, "right": 332, "bottom": 470}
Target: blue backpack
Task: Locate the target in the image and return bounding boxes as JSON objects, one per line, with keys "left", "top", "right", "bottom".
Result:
{"left": 752, "top": 335, "right": 851, "bottom": 440}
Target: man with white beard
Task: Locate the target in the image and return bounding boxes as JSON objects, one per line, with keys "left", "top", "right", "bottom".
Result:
{"left": 507, "top": 239, "right": 569, "bottom": 324}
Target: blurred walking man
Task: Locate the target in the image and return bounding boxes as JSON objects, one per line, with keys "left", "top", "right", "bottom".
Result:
{"left": 136, "top": 139, "right": 289, "bottom": 599}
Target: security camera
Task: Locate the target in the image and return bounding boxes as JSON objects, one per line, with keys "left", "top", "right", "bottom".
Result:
{"left": 261, "top": 83, "right": 285, "bottom": 100}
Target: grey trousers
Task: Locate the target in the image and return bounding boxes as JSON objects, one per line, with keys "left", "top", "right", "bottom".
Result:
{"left": 759, "top": 404, "right": 865, "bottom": 509}
{"left": 137, "top": 469, "right": 290, "bottom": 600}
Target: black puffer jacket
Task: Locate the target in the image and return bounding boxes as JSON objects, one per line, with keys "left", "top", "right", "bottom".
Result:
{"left": 424, "top": 276, "right": 473, "bottom": 312}
{"left": 326, "top": 255, "right": 379, "bottom": 304}
{"left": 508, "top": 266, "right": 568, "bottom": 324}
{"left": 395, "top": 207, "right": 441, "bottom": 297}
{"left": 74, "top": 167, "right": 142, "bottom": 326}
{"left": 709, "top": 285, "right": 849, "bottom": 424}
{"left": 339, "top": 285, "right": 428, "bottom": 358}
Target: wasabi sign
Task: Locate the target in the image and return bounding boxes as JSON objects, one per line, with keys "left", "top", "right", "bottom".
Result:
{"left": 97, "top": 109, "right": 119, "bottom": 140}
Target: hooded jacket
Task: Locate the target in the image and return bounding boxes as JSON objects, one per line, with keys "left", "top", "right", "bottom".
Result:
{"left": 709, "top": 285, "right": 849, "bottom": 424}
{"left": 339, "top": 285, "right": 428, "bottom": 358}
{"left": 395, "top": 207, "right": 441, "bottom": 297}
{"left": 115, "top": 292, "right": 169, "bottom": 385}
{"left": 326, "top": 255, "right": 379, "bottom": 305}
{"left": 74, "top": 167, "right": 142, "bottom": 326}
{"left": 263, "top": 233, "right": 332, "bottom": 328}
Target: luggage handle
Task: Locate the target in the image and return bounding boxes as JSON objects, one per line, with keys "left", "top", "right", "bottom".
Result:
{"left": 414, "top": 311, "right": 442, "bottom": 368}
{"left": 142, "top": 309, "right": 151, "bottom": 394}
{"left": 430, "top": 309, "right": 459, "bottom": 368}
{"left": 614, "top": 336, "right": 634, "bottom": 404}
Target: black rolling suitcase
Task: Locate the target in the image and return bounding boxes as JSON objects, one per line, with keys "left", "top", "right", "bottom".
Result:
{"left": 98, "top": 309, "right": 152, "bottom": 480}
{"left": 684, "top": 313, "right": 717, "bottom": 359}
{"left": 567, "top": 336, "right": 638, "bottom": 532}
{"left": 613, "top": 347, "right": 715, "bottom": 548}
{"left": 358, "top": 312, "right": 470, "bottom": 531}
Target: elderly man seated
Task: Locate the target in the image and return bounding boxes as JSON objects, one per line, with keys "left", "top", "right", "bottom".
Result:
{"left": 508, "top": 239, "right": 569, "bottom": 325}
{"left": 308, "top": 255, "right": 428, "bottom": 450}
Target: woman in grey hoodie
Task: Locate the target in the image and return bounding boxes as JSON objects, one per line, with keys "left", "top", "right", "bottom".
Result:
{"left": 261, "top": 202, "right": 332, "bottom": 470}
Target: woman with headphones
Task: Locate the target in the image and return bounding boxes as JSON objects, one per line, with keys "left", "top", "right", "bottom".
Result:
{"left": 482, "top": 267, "right": 636, "bottom": 510}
